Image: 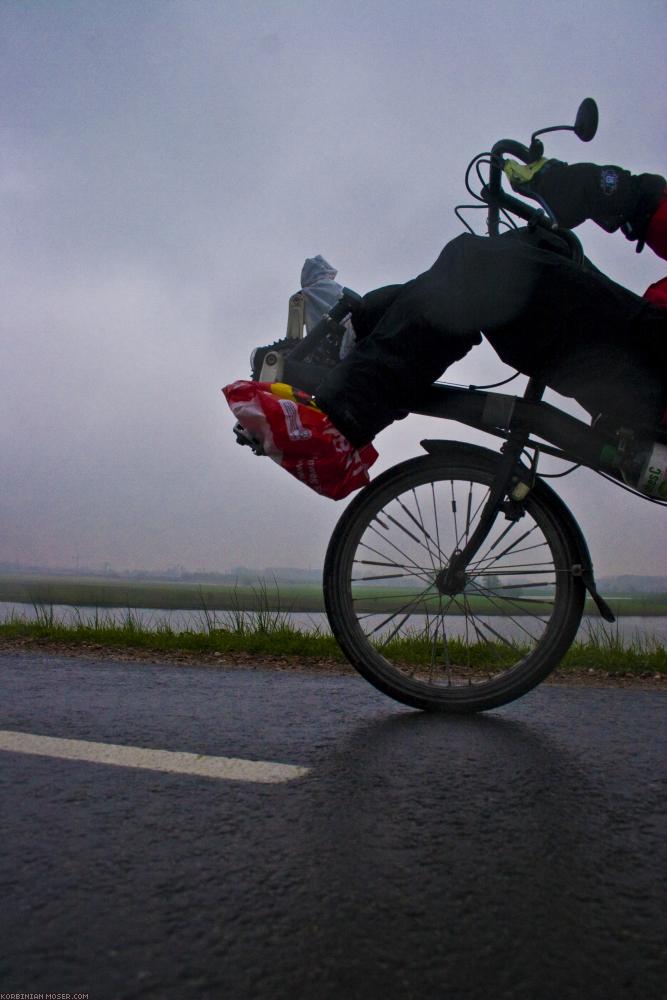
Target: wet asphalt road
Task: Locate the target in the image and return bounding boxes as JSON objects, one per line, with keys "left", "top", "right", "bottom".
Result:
{"left": 0, "top": 652, "right": 665, "bottom": 1000}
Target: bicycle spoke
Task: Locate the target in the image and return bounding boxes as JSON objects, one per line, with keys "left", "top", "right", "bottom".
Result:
{"left": 365, "top": 523, "right": 436, "bottom": 582}
{"left": 471, "top": 579, "right": 556, "bottom": 617}
{"left": 466, "top": 581, "right": 548, "bottom": 644}
{"left": 456, "top": 606, "right": 520, "bottom": 649}
{"left": 352, "top": 571, "right": 421, "bottom": 583}
{"left": 454, "top": 481, "right": 488, "bottom": 551}
{"left": 471, "top": 539, "right": 551, "bottom": 572}
{"left": 431, "top": 483, "right": 442, "bottom": 567}
{"left": 365, "top": 583, "right": 437, "bottom": 640}
{"left": 450, "top": 480, "right": 460, "bottom": 544}
{"left": 449, "top": 592, "right": 521, "bottom": 653}
{"left": 397, "top": 491, "right": 445, "bottom": 569}
{"left": 472, "top": 522, "right": 540, "bottom": 573}
{"left": 357, "top": 538, "right": 433, "bottom": 577}
{"left": 355, "top": 558, "right": 433, "bottom": 572}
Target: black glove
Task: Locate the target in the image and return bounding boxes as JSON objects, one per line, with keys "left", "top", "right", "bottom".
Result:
{"left": 505, "top": 158, "right": 666, "bottom": 248}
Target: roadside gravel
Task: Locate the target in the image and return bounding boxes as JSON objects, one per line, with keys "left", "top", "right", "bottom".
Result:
{"left": 0, "top": 637, "right": 664, "bottom": 689}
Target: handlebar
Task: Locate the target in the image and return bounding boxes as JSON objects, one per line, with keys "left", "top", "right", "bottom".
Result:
{"left": 490, "top": 139, "right": 533, "bottom": 163}
{"left": 469, "top": 98, "right": 599, "bottom": 256}
{"left": 483, "top": 140, "right": 558, "bottom": 237}
{"left": 482, "top": 160, "right": 583, "bottom": 264}
{"left": 456, "top": 97, "right": 598, "bottom": 254}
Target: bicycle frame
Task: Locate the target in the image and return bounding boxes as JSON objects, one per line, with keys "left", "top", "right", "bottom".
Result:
{"left": 410, "top": 155, "right": 623, "bottom": 621}
{"left": 410, "top": 378, "right": 617, "bottom": 621}
{"left": 413, "top": 380, "right": 613, "bottom": 468}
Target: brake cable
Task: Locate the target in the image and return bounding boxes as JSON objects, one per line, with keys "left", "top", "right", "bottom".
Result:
{"left": 468, "top": 371, "right": 521, "bottom": 390}
{"left": 595, "top": 469, "right": 667, "bottom": 507}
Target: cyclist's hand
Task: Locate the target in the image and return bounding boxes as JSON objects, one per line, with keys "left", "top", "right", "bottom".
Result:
{"left": 505, "top": 158, "right": 667, "bottom": 240}
{"left": 504, "top": 157, "right": 573, "bottom": 225}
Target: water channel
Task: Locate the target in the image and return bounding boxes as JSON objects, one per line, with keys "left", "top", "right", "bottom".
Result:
{"left": 1, "top": 602, "right": 665, "bottom": 645}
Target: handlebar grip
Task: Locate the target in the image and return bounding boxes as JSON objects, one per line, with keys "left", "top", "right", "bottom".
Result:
{"left": 491, "top": 139, "right": 533, "bottom": 163}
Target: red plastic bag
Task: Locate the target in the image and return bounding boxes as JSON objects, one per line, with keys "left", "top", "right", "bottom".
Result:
{"left": 644, "top": 276, "right": 667, "bottom": 309}
{"left": 222, "top": 380, "right": 379, "bottom": 500}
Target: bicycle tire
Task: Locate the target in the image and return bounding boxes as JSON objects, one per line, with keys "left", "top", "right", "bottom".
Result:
{"left": 324, "top": 444, "right": 586, "bottom": 712}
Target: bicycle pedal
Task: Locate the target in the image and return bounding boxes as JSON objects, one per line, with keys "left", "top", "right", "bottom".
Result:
{"left": 233, "top": 422, "right": 264, "bottom": 455}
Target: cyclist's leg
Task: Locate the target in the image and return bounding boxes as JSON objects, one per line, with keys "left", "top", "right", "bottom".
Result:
{"left": 314, "top": 315, "right": 479, "bottom": 446}
{"left": 475, "top": 233, "right": 667, "bottom": 424}
{"left": 315, "top": 229, "right": 552, "bottom": 444}
{"left": 349, "top": 284, "right": 404, "bottom": 341}
{"left": 315, "top": 238, "right": 487, "bottom": 445}
{"left": 317, "top": 228, "right": 667, "bottom": 442}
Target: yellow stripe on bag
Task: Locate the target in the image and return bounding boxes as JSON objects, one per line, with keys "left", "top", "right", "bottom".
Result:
{"left": 269, "top": 382, "right": 321, "bottom": 410}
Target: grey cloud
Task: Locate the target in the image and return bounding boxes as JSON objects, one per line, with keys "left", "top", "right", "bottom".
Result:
{"left": 1, "top": 0, "right": 665, "bottom": 573}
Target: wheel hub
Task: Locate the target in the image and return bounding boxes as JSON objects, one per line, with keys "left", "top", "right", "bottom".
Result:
{"left": 436, "top": 554, "right": 469, "bottom": 596}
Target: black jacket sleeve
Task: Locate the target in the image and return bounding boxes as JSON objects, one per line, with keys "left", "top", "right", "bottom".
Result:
{"left": 519, "top": 160, "right": 666, "bottom": 242}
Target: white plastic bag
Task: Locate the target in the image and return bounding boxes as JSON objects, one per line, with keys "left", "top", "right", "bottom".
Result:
{"left": 300, "top": 255, "right": 356, "bottom": 358}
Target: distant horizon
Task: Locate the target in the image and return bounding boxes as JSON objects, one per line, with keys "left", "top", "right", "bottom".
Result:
{"left": 0, "top": 560, "right": 323, "bottom": 580}
{"left": 2, "top": 560, "right": 667, "bottom": 591}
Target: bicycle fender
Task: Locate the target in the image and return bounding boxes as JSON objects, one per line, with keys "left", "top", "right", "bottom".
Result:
{"left": 420, "top": 438, "right": 616, "bottom": 622}
{"left": 534, "top": 474, "right": 616, "bottom": 622}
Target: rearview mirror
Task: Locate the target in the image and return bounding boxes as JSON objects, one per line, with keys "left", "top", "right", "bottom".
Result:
{"left": 574, "top": 98, "right": 598, "bottom": 142}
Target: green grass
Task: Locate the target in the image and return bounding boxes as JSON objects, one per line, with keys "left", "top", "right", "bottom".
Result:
{"left": 381, "top": 625, "right": 666, "bottom": 675}
{"left": 0, "top": 604, "right": 345, "bottom": 660}
{"left": 560, "top": 621, "right": 667, "bottom": 674}
{"left": 0, "top": 574, "right": 327, "bottom": 612}
{"left": 0, "top": 605, "right": 665, "bottom": 676}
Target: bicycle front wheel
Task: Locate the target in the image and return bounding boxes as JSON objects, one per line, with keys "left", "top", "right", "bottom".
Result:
{"left": 324, "top": 445, "right": 586, "bottom": 712}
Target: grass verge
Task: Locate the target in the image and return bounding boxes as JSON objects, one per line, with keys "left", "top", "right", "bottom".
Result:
{"left": 0, "top": 605, "right": 345, "bottom": 661}
{"left": 0, "top": 606, "right": 665, "bottom": 676}
{"left": 560, "top": 622, "right": 667, "bottom": 674}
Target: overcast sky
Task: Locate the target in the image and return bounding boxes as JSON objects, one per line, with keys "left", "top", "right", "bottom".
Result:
{"left": 2, "top": 0, "right": 666, "bottom": 577}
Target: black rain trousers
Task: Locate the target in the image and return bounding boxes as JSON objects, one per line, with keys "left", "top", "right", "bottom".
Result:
{"left": 315, "top": 228, "right": 667, "bottom": 445}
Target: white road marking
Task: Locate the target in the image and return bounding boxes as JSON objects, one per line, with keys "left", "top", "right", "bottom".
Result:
{"left": 0, "top": 730, "right": 309, "bottom": 784}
